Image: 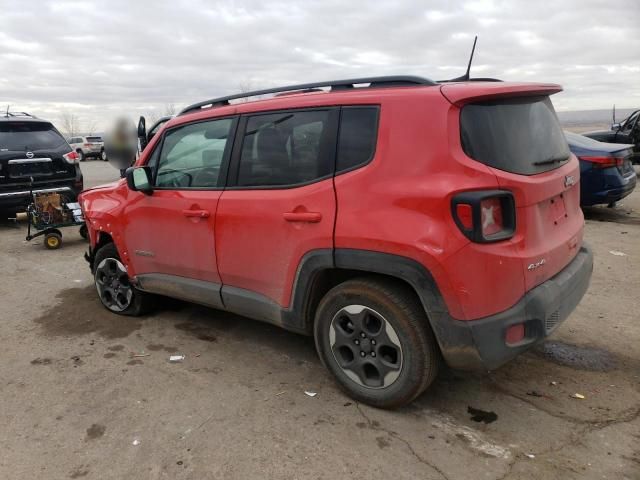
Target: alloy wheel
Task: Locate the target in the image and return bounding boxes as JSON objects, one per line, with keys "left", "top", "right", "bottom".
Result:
{"left": 329, "top": 305, "right": 403, "bottom": 388}
{"left": 94, "top": 257, "right": 133, "bottom": 312}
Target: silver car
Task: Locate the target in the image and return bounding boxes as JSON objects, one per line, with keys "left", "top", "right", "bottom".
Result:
{"left": 68, "top": 135, "right": 106, "bottom": 161}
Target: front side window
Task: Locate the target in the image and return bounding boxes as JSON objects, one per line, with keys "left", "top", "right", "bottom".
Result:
{"left": 237, "top": 110, "right": 332, "bottom": 187}
{"left": 155, "top": 118, "right": 234, "bottom": 188}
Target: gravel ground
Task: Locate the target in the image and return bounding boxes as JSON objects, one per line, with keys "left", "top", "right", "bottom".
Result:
{"left": 0, "top": 160, "right": 638, "bottom": 480}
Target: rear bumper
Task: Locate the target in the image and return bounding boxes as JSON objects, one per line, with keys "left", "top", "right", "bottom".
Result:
{"left": 581, "top": 172, "right": 637, "bottom": 206}
{"left": 437, "top": 244, "right": 593, "bottom": 371}
{"left": 0, "top": 176, "right": 83, "bottom": 212}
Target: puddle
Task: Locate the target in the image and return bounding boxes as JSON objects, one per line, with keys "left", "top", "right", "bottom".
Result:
{"left": 33, "top": 287, "right": 144, "bottom": 339}
{"left": 534, "top": 341, "right": 616, "bottom": 372}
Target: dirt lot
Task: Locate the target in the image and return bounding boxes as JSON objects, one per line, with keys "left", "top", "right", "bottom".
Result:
{"left": 0, "top": 161, "right": 638, "bottom": 480}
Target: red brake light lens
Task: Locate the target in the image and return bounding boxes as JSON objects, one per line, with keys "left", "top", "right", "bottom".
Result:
{"left": 63, "top": 151, "right": 79, "bottom": 164}
{"left": 455, "top": 203, "right": 473, "bottom": 230}
{"left": 579, "top": 156, "right": 623, "bottom": 169}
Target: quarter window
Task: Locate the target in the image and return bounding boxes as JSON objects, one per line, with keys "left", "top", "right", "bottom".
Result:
{"left": 155, "top": 118, "right": 234, "bottom": 188}
{"left": 336, "top": 107, "right": 379, "bottom": 172}
{"left": 237, "top": 110, "right": 332, "bottom": 187}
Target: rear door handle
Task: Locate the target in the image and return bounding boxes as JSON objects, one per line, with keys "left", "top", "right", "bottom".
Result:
{"left": 283, "top": 211, "right": 322, "bottom": 223}
{"left": 182, "top": 209, "right": 210, "bottom": 218}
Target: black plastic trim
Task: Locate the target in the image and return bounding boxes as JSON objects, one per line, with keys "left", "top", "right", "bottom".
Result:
{"left": 451, "top": 190, "right": 516, "bottom": 243}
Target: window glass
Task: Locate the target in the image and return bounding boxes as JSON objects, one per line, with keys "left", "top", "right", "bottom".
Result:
{"left": 155, "top": 118, "right": 233, "bottom": 188}
{"left": 337, "top": 107, "right": 379, "bottom": 172}
{"left": 238, "top": 110, "right": 331, "bottom": 186}
{"left": 623, "top": 112, "right": 638, "bottom": 132}
{"left": 0, "top": 122, "right": 67, "bottom": 151}
{"left": 460, "top": 96, "right": 569, "bottom": 175}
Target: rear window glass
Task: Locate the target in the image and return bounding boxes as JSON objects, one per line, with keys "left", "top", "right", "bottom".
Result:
{"left": 0, "top": 122, "right": 67, "bottom": 151}
{"left": 337, "top": 106, "right": 379, "bottom": 172}
{"left": 86, "top": 136, "right": 102, "bottom": 142}
{"left": 460, "top": 96, "right": 570, "bottom": 175}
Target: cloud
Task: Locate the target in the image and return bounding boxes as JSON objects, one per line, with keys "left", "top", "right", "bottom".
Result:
{"left": 0, "top": 0, "right": 638, "bottom": 130}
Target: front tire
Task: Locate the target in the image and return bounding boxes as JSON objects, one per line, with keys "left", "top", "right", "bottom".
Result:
{"left": 314, "top": 278, "right": 440, "bottom": 409}
{"left": 93, "top": 243, "right": 150, "bottom": 316}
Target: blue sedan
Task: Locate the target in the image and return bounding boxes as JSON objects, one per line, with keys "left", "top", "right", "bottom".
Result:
{"left": 565, "top": 131, "right": 637, "bottom": 207}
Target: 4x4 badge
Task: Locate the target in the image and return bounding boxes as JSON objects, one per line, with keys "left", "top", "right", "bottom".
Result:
{"left": 564, "top": 175, "right": 575, "bottom": 187}
{"left": 26, "top": 151, "right": 34, "bottom": 159}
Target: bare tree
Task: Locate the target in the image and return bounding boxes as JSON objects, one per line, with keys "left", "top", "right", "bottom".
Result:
{"left": 60, "top": 112, "right": 80, "bottom": 138}
{"left": 85, "top": 120, "right": 97, "bottom": 136}
{"left": 163, "top": 103, "right": 177, "bottom": 116}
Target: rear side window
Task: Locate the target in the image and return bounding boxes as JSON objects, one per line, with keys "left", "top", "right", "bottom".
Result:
{"left": 237, "top": 110, "right": 332, "bottom": 187}
{"left": 0, "top": 122, "right": 67, "bottom": 151}
{"left": 86, "top": 136, "right": 102, "bottom": 142}
{"left": 337, "top": 106, "right": 379, "bottom": 172}
{"left": 460, "top": 96, "right": 570, "bottom": 175}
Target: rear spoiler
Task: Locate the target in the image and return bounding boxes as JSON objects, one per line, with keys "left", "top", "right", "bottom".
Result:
{"left": 440, "top": 82, "right": 563, "bottom": 106}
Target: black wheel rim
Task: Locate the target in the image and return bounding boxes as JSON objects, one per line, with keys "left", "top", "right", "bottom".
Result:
{"left": 329, "top": 305, "right": 403, "bottom": 389}
{"left": 95, "top": 258, "right": 133, "bottom": 312}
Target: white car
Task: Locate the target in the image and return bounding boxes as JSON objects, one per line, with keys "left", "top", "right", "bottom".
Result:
{"left": 68, "top": 136, "right": 106, "bottom": 161}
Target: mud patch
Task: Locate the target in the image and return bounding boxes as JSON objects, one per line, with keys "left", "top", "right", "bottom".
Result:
{"left": 376, "top": 436, "right": 390, "bottom": 449}
{"left": 85, "top": 423, "right": 105, "bottom": 440}
{"left": 534, "top": 341, "right": 616, "bottom": 372}
{"left": 174, "top": 320, "right": 220, "bottom": 343}
{"left": 126, "top": 359, "right": 143, "bottom": 366}
{"left": 583, "top": 205, "right": 640, "bottom": 226}
{"left": 33, "top": 287, "right": 143, "bottom": 339}
{"left": 146, "top": 343, "right": 178, "bottom": 353}
{"left": 467, "top": 406, "right": 498, "bottom": 424}
{"left": 107, "top": 345, "right": 125, "bottom": 352}
{"left": 103, "top": 352, "right": 117, "bottom": 359}
{"left": 30, "top": 357, "right": 52, "bottom": 365}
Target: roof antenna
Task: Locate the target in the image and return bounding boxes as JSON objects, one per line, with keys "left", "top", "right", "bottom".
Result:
{"left": 451, "top": 36, "right": 477, "bottom": 82}
{"left": 612, "top": 104, "right": 616, "bottom": 124}
{"left": 5, "top": 105, "right": 9, "bottom": 117}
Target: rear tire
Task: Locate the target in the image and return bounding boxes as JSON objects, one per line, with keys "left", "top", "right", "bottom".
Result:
{"left": 77, "top": 150, "right": 85, "bottom": 162}
{"left": 314, "top": 278, "right": 440, "bottom": 409}
{"left": 100, "top": 149, "right": 108, "bottom": 161}
{"left": 93, "top": 243, "right": 151, "bottom": 316}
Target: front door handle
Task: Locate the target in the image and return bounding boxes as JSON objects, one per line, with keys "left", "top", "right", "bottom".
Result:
{"left": 283, "top": 211, "right": 322, "bottom": 223}
{"left": 182, "top": 209, "right": 210, "bottom": 218}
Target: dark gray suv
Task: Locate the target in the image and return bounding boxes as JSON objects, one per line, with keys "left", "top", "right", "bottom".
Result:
{"left": 0, "top": 112, "right": 83, "bottom": 216}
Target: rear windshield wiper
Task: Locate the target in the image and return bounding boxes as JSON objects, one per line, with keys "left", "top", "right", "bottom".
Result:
{"left": 533, "top": 155, "right": 569, "bottom": 166}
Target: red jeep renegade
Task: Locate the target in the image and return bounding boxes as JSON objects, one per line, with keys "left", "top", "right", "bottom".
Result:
{"left": 80, "top": 76, "right": 593, "bottom": 408}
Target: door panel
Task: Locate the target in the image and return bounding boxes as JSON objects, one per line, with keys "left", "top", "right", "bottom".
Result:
{"left": 122, "top": 116, "right": 237, "bottom": 286}
{"left": 123, "top": 190, "right": 222, "bottom": 283}
{"left": 215, "top": 108, "right": 339, "bottom": 308}
{"left": 215, "top": 180, "right": 336, "bottom": 307}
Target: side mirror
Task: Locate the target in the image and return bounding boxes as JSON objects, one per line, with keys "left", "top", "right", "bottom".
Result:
{"left": 126, "top": 166, "right": 153, "bottom": 195}
{"left": 137, "top": 116, "right": 148, "bottom": 151}
{"left": 612, "top": 123, "right": 621, "bottom": 131}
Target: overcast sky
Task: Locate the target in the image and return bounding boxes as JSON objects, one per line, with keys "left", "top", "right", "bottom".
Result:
{"left": 1, "top": 0, "right": 638, "bottom": 132}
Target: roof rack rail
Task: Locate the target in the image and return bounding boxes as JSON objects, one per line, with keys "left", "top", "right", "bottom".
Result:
{"left": 3, "top": 111, "right": 35, "bottom": 118}
{"left": 179, "top": 75, "right": 436, "bottom": 115}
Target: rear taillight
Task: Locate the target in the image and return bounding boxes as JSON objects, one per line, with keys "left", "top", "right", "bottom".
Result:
{"left": 452, "top": 190, "right": 516, "bottom": 243}
{"left": 579, "top": 156, "right": 623, "bottom": 169}
{"left": 63, "top": 151, "right": 80, "bottom": 164}
{"left": 84, "top": 143, "right": 92, "bottom": 147}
